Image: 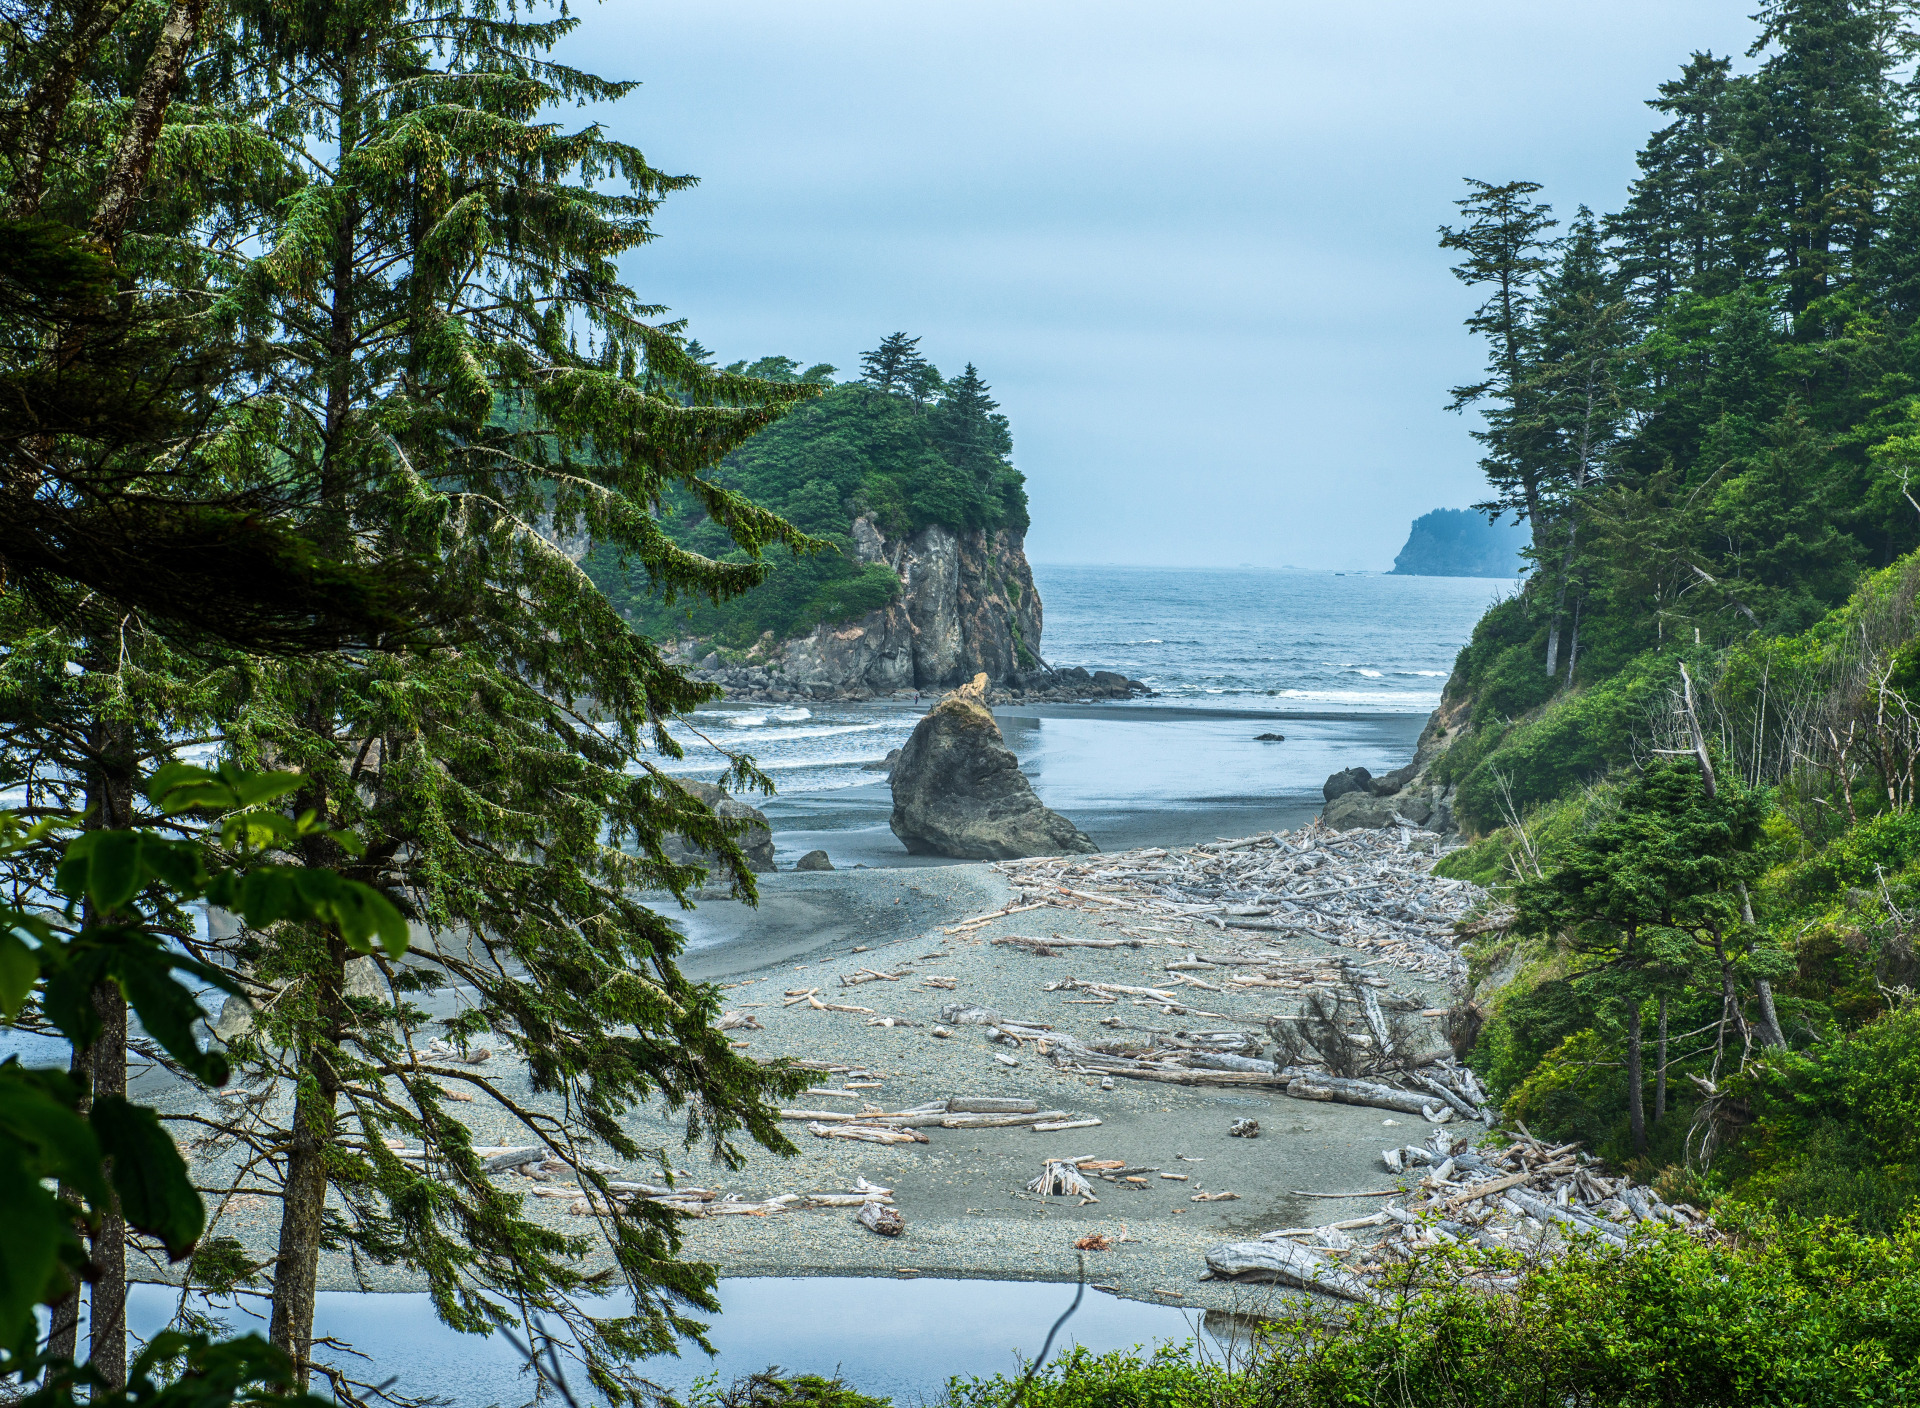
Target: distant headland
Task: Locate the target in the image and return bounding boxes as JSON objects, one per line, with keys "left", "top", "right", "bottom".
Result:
{"left": 1389, "top": 508, "right": 1527, "bottom": 578}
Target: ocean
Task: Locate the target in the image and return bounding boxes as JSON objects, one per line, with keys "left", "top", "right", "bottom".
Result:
{"left": 652, "top": 566, "right": 1511, "bottom": 866}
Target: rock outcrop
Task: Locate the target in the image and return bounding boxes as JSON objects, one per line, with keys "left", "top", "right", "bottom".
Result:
{"left": 890, "top": 676, "right": 1098, "bottom": 860}
{"left": 663, "top": 779, "right": 776, "bottom": 873}
{"left": 1319, "top": 706, "right": 1467, "bottom": 833}
{"left": 672, "top": 517, "right": 1150, "bottom": 703}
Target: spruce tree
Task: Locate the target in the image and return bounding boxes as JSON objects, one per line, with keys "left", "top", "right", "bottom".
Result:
{"left": 859, "top": 331, "right": 926, "bottom": 394}
{"left": 114, "top": 1, "right": 822, "bottom": 1394}
{"left": 1524, "top": 209, "right": 1633, "bottom": 679}
{"left": 1440, "top": 179, "right": 1559, "bottom": 558}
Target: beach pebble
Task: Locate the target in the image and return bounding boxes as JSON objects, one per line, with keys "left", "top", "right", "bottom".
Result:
{"left": 931, "top": 1026, "right": 952, "bottom": 1039}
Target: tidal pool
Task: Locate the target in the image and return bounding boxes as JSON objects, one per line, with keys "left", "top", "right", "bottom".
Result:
{"left": 129, "top": 1276, "right": 1230, "bottom": 1406}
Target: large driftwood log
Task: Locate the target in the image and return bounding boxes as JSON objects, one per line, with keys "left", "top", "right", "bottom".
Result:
{"left": 940, "top": 1110, "right": 1068, "bottom": 1128}
{"left": 804, "top": 1121, "right": 927, "bottom": 1144}
{"left": 1286, "top": 1074, "right": 1447, "bottom": 1118}
{"left": 1507, "top": 1189, "right": 1629, "bottom": 1247}
{"left": 1205, "top": 1240, "right": 1374, "bottom": 1302}
{"left": 947, "top": 1097, "right": 1040, "bottom": 1114}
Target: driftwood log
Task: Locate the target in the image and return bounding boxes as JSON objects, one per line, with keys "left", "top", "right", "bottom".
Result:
{"left": 857, "top": 1201, "right": 906, "bottom": 1236}
{"left": 1286, "top": 1074, "right": 1449, "bottom": 1120}
{"left": 1204, "top": 1240, "right": 1374, "bottom": 1302}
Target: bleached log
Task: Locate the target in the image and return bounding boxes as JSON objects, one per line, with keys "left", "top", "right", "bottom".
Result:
{"left": 1507, "top": 1189, "right": 1629, "bottom": 1247}
{"left": 940, "top": 1110, "right": 1068, "bottom": 1128}
{"left": 1411, "top": 1074, "right": 1480, "bottom": 1121}
{"left": 1285, "top": 1074, "right": 1444, "bottom": 1118}
{"left": 482, "top": 1146, "right": 546, "bottom": 1173}
{"left": 1204, "top": 1240, "right": 1373, "bottom": 1302}
{"left": 947, "top": 1097, "right": 1040, "bottom": 1114}
{"left": 804, "top": 1121, "right": 927, "bottom": 1144}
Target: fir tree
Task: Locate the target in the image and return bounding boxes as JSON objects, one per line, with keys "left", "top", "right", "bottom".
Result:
{"left": 859, "top": 331, "right": 927, "bottom": 394}
{"left": 100, "top": 1, "right": 822, "bottom": 1394}
{"left": 1440, "top": 179, "right": 1559, "bottom": 557}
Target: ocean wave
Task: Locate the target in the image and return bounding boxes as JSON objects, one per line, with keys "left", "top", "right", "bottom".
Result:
{"left": 1353, "top": 668, "right": 1383, "bottom": 678}
{"left": 1272, "top": 687, "right": 1442, "bottom": 707}
{"left": 688, "top": 707, "right": 813, "bottom": 727}
{"left": 670, "top": 722, "right": 890, "bottom": 746}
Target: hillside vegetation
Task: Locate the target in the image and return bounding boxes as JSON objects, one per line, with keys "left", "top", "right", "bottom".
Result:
{"left": 1426, "top": 0, "right": 1920, "bottom": 1245}
{"left": 590, "top": 337, "right": 1029, "bottom": 649}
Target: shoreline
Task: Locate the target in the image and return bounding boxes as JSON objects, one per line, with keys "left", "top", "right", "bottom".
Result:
{"left": 164, "top": 818, "right": 1479, "bottom": 1314}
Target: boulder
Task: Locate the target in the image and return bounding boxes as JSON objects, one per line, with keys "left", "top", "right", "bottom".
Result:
{"left": 1323, "top": 790, "right": 1399, "bottom": 830}
{"left": 1369, "top": 764, "right": 1417, "bottom": 796}
{"left": 1395, "top": 793, "right": 1433, "bottom": 826}
{"left": 860, "top": 747, "right": 903, "bottom": 776}
{"left": 1323, "top": 766, "right": 1373, "bottom": 803}
{"left": 795, "top": 849, "right": 834, "bottom": 871}
{"left": 890, "top": 676, "right": 1098, "bottom": 860}
{"left": 663, "top": 779, "right": 776, "bottom": 873}
{"left": 1254, "top": 732, "right": 1286, "bottom": 742}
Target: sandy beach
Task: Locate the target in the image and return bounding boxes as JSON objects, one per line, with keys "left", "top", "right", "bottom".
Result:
{"left": 168, "top": 823, "right": 1478, "bottom": 1317}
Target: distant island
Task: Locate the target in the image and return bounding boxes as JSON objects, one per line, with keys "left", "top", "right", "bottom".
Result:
{"left": 1390, "top": 508, "right": 1527, "bottom": 577}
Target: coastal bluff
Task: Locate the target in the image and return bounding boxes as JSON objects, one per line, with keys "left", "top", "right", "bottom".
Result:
{"left": 669, "top": 516, "right": 1148, "bottom": 703}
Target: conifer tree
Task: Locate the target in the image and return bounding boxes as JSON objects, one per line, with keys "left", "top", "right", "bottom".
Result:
{"left": 1440, "top": 179, "right": 1559, "bottom": 558}
{"left": 859, "top": 331, "right": 927, "bottom": 394}
{"left": 111, "top": 1, "right": 823, "bottom": 1394}
{"left": 1525, "top": 210, "right": 1633, "bottom": 679}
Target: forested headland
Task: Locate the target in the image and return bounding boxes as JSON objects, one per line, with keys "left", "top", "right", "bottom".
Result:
{"left": 1419, "top": 0, "right": 1920, "bottom": 1286}
{"left": 1390, "top": 507, "right": 1529, "bottom": 577}
{"left": 588, "top": 336, "right": 1030, "bottom": 652}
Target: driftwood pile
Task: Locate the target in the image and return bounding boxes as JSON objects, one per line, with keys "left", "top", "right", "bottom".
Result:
{"left": 486, "top": 1151, "right": 905, "bottom": 1230}
{"left": 987, "top": 822, "right": 1480, "bottom": 982}
{"left": 944, "top": 1001, "right": 1493, "bottom": 1124}
{"left": 1025, "top": 1155, "right": 1243, "bottom": 1207}
{"left": 1206, "top": 1125, "right": 1713, "bottom": 1302}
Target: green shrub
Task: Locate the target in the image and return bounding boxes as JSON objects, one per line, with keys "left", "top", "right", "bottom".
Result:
{"left": 1727, "top": 1001, "right": 1920, "bottom": 1232}
{"left": 945, "top": 1222, "right": 1920, "bottom": 1408}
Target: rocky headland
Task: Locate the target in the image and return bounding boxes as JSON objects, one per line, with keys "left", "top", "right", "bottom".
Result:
{"left": 667, "top": 516, "right": 1149, "bottom": 703}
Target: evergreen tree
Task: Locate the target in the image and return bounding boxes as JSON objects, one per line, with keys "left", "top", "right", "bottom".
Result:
{"left": 1525, "top": 209, "right": 1634, "bottom": 679}
{"left": 859, "top": 331, "right": 927, "bottom": 394}
{"left": 1440, "top": 180, "right": 1559, "bottom": 556}
{"left": 84, "top": 1, "right": 821, "bottom": 1393}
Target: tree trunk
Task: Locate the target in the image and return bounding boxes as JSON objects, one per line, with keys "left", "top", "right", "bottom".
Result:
{"left": 1754, "top": 979, "right": 1787, "bottom": 1051}
{"left": 74, "top": 710, "right": 135, "bottom": 1387}
{"left": 84, "top": 983, "right": 128, "bottom": 1388}
{"left": 1627, "top": 1004, "right": 1646, "bottom": 1157}
{"left": 88, "top": 0, "right": 206, "bottom": 248}
{"left": 267, "top": 936, "right": 347, "bottom": 1389}
{"left": 1654, "top": 993, "right": 1668, "bottom": 1124}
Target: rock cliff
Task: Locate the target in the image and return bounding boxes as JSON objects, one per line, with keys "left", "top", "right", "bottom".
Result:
{"left": 675, "top": 515, "right": 1147, "bottom": 703}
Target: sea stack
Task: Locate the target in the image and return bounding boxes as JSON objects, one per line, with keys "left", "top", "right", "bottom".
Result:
{"left": 890, "top": 675, "right": 1098, "bottom": 859}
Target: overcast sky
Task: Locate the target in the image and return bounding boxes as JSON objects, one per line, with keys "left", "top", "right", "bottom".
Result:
{"left": 557, "top": 2, "right": 1761, "bottom": 570}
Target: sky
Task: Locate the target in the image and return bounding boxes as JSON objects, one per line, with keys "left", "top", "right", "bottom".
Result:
{"left": 554, "top": 2, "right": 1764, "bottom": 571}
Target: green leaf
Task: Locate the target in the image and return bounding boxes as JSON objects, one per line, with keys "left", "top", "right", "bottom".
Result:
{"left": 0, "top": 932, "right": 38, "bottom": 1018}
{"left": 113, "top": 949, "right": 230, "bottom": 1088}
{"left": 0, "top": 1152, "right": 66, "bottom": 1362}
{"left": 56, "top": 830, "right": 142, "bottom": 911}
{"left": 91, "top": 1095, "right": 205, "bottom": 1258}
